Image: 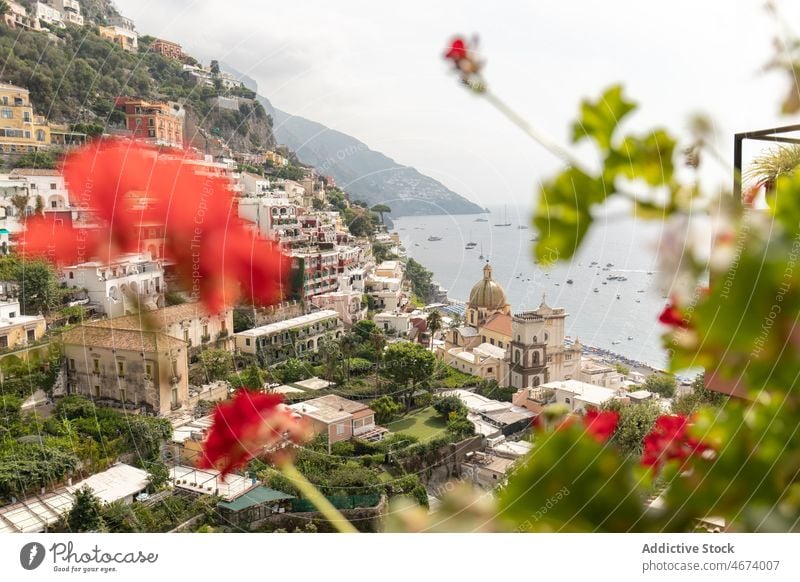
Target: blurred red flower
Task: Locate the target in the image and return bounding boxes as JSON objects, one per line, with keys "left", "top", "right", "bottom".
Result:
{"left": 583, "top": 409, "right": 620, "bottom": 442}
{"left": 198, "top": 390, "right": 309, "bottom": 477}
{"left": 21, "top": 140, "right": 288, "bottom": 313}
{"left": 445, "top": 38, "right": 468, "bottom": 61}
{"left": 658, "top": 303, "right": 689, "bottom": 329}
{"left": 642, "top": 415, "right": 710, "bottom": 469}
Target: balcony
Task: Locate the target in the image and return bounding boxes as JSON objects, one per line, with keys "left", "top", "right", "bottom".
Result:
{"left": 201, "top": 334, "right": 211, "bottom": 344}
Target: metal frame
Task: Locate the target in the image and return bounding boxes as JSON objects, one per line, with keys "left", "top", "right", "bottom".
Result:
{"left": 734, "top": 124, "right": 800, "bottom": 200}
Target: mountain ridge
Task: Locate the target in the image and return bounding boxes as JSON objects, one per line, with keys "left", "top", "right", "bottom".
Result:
{"left": 222, "top": 65, "right": 483, "bottom": 217}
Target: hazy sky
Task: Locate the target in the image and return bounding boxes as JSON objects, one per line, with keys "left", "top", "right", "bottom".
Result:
{"left": 115, "top": 0, "right": 799, "bottom": 210}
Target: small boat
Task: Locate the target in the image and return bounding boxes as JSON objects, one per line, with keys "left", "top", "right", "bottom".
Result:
{"left": 602, "top": 282, "right": 607, "bottom": 285}
{"left": 627, "top": 336, "right": 633, "bottom": 340}
{"left": 616, "top": 294, "right": 621, "bottom": 299}
{"left": 566, "top": 279, "right": 573, "bottom": 284}
{"left": 427, "top": 236, "right": 442, "bottom": 242}
{"left": 555, "top": 283, "right": 560, "bottom": 286}
{"left": 647, "top": 271, "right": 654, "bottom": 275}
{"left": 606, "top": 263, "right": 614, "bottom": 267}
{"left": 414, "top": 243, "right": 419, "bottom": 247}
{"left": 612, "top": 340, "right": 621, "bottom": 345}
{"left": 474, "top": 218, "right": 488, "bottom": 222}
{"left": 635, "top": 299, "right": 641, "bottom": 303}
{"left": 517, "top": 225, "right": 529, "bottom": 230}
{"left": 593, "top": 288, "right": 599, "bottom": 293}
{"left": 495, "top": 205, "right": 512, "bottom": 227}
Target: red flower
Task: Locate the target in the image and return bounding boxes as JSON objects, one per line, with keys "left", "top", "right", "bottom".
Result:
{"left": 642, "top": 415, "right": 710, "bottom": 470}
{"left": 198, "top": 390, "right": 309, "bottom": 477}
{"left": 583, "top": 409, "right": 620, "bottom": 442}
{"left": 23, "top": 139, "right": 289, "bottom": 313}
{"left": 658, "top": 303, "right": 689, "bottom": 329}
{"left": 445, "top": 38, "right": 468, "bottom": 61}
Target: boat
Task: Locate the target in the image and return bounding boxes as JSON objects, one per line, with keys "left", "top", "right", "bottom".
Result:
{"left": 627, "top": 336, "right": 634, "bottom": 340}
{"left": 427, "top": 236, "right": 442, "bottom": 242}
{"left": 517, "top": 225, "right": 529, "bottom": 230}
{"left": 593, "top": 288, "right": 599, "bottom": 293}
{"left": 612, "top": 340, "right": 621, "bottom": 345}
{"left": 606, "top": 263, "right": 614, "bottom": 267}
{"left": 602, "top": 282, "right": 607, "bottom": 285}
{"left": 566, "top": 279, "right": 573, "bottom": 284}
{"left": 479, "top": 242, "right": 484, "bottom": 260}
{"left": 616, "top": 294, "right": 621, "bottom": 299}
{"left": 555, "top": 283, "right": 560, "bottom": 286}
{"left": 494, "top": 205, "right": 512, "bottom": 227}
{"left": 474, "top": 218, "right": 488, "bottom": 222}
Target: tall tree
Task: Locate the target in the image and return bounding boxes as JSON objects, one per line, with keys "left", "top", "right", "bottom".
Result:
{"left": 426, "top": 310, "right": 443, "bottom": 350}
{"left": 339, "top": 332, "right": 359, "bottom": 380}
{"left": 370, "top": 204, "right": 391, "bottom": 224}
{"left": 382, "top": 342, "right": 435, "bottom": 410}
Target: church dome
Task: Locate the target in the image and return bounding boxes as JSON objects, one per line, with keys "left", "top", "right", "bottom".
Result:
{"left": 468, "top": 263, "right": 507, "bottom": 310}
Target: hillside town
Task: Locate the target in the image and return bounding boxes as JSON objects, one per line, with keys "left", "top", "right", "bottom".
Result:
{"left": 0, "top": 1, "right": 717, "bottom": 535}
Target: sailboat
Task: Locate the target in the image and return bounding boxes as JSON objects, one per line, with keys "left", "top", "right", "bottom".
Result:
{"left": 465, "top": 229, "right": 477, "bottom": 249}
{"left": 479, "top": 243, "right": 484, "bottom": 260}
{"left": 494, "top": 205, "right": 512, "bottom": 227}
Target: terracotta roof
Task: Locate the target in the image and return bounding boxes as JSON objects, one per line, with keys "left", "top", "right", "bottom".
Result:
{"left": 63, "top": 325, "right": 185, "bottom": 352}
{"left": 85, "top": 303, "right": 225, "bottom": 333}
{"left": 481, "top": 313, "right": 512, "bottom": 337}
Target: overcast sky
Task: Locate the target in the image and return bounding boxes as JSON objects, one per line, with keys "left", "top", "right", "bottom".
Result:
{"left": 115, "top": 0, "right": 799, "bottom": 210}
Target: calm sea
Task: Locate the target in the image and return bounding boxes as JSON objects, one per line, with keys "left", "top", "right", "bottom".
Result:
{"left": 394, "top": 206, "right": 672, "bottom": 369}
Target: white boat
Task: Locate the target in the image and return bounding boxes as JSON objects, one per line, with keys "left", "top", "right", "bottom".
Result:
{"left": 427, "top": 236, "right": 442, "bottom": 242}
{"left": 495, "top": 205, "right": 512, "bottom": 227}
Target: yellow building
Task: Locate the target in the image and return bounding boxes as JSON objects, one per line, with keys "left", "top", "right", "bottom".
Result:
{"left": 0, "top": 300, "right": 46, "bottom": 350}
{"left": 0, "top": 83, "right": 52, "bottom": 154}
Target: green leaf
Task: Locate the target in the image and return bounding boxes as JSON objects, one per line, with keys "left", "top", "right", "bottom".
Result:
{"left": 571, "top": 85, "right": 637, "bottom": 151}
{"left": 604, "top": 129, "right": 677, "bottom": 186}
{"left": 533, "top": 167, "right": 606, "bottom": 263}
{"left": 498, "top": 426, "right": 652, "bottom": 532}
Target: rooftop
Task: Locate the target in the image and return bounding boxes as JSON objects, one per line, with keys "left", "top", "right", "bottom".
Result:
{"left": 67, "top": 463, "right": 148, "bottom": 504}
{"left": 473, "top": 342, "right": 506, "bottom": 360}
{"left": 481, "top": 313, "right": 512, "bottom": 337}
{"left": 289, "top": 394, "right": 370, "bottom": 424}
{"left": 217, "top": 486, "right": 294, "bottom": 512}
{"left": 235, "top": 310, "right": 339, "bottom": 338}
{"left": 92, "top": 303, "right": 228, "bottom": 332}
{"left": 171, "top": 465, "right": 255, "bottom": 502}
{"left": 62, "top": 324, "right": 185, "bottom": 352}
{"left": 542, "top": 379, "right": 619, "bottom": 406}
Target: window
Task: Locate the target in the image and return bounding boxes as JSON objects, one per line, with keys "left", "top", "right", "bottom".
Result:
{"left": 487, "top": 367, "right": 493, "bottom": 373}
{"left": 533, "top": 377, "right": 540, "bottom": 387}
{"left": 69, "top": 359, "right": 75, "bottom": 370}
{"left": 565, "top": 397, "right": 571, "bottom": 404}
{"left": 245, "top": 338, "right": 251, "bottom": 347}
{"left": 36, "top": 129, "right": 45, "bottom": 141}
{"left": 117, "top": 361, "right": 125, "bottom": 376}
{"left": 93, "top": 385, "right": 100, "bottom": 398}
{"left": 533, "top": 336, "right": 537, "bottom": 343}
{"left": 202, "top": 324, "right": 208, "bottom": 338}
{"left": 335, "top": 423, "right": 345, "bottom": 436}
{"left": 490, "top": 338, "right": 495, "bottom": 346}
{"left": 93, "top": 359, "right": 100, "bottom": 373}
{"left": 27, "top": 329, "right": 35, "bottom": 342}
{"left": 0, "top": 336, "right": 7, "bottom": 348}
{"left": 120, "top": 388, "right": 127, "bottom": 402}
{"left": 69, "top": 272, "right": 74, "bottom": 279}
{"left": 50, "top": 183, "right": 57, "bottom": 190}
{"left": 8, "top": 312, "right": 14, "bottom": 318}
{"left": 1, "top": 108, "right": 12, "bottom": 119}
{"left": 145, "top": 363, "right": 153, "bottom": 376}
{"left": 171, "top": 359, "right": 178, "bottom": 377}
{"left": 51, "top": 201, "right": 57, "bottom": 208}
{"left": 23, "top": 111, "right": 31, "bottom": 122}
{"left": 183, "top": 329, "right": 189, "bottom": 342}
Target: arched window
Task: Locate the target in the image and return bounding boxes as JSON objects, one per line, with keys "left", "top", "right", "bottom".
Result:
{"left": 533, "top": 351, "right": 539, "bottom": 364}
{"left": 533, "top": 336, "right": 537, "bottom": 343}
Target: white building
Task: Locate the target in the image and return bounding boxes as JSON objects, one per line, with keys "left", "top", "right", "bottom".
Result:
{"left": 444, "top": 389, "right": 536, "bottom": 438}
{"left": 513, "top": 379, "right": 622, "bottom": 414}
{"left": 365, "top": 273, "right": 404, "bottom": 311}
{"left": 52, "top": 0, "right": 83, "bottom": 26}
{"left": 35, "top": 2, "right": 63, "bottom": 27}
{"left": 374, "top": 310, "right": 412, "bottom": 335}
{"left": 61, "top": 253, "right": 165, "bottom": 318}
{"left": 443, "top": 342, "right": 507, "bottom": 385}
{"left": 234, "top": 309, "right": 342, "bottom": 365}
{"left": 240, "top": 172, "right": 271, "bottom": 197}
{"left": 311, "top": 290, "right": 365, "bottom": 327}
{"left": 0, "top": 170, "right": 72, "bottom": 251}
{"left": 578, "top": 357, "right": 623, "bottom": 389}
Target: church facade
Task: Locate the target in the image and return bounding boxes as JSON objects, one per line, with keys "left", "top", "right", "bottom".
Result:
{"left": 439, "top": 262, "right": 581, "bottom": 388}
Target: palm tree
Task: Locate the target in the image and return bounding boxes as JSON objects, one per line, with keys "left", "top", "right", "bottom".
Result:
{"left": 426, "top": 310, "right": 443, "bottom": 351}
{"left": 370, "top": 204, "right": 391, "bottom": 224}
{"left": 339, "top": 332, "right": 359, "bottom": 381}
{"left": 743, "top": 145, "right": 800, "bottom": 204}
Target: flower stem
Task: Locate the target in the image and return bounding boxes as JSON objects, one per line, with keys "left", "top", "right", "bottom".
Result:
{"left": 482, "top": 89, "right": 584, "bottom": 170}
{"left": 281, "top": 463, "right": 358, "bottom": 533}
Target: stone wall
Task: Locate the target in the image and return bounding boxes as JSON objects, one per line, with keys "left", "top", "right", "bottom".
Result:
{"left": 256, "top": 495, "right": 387, "bottom": 533}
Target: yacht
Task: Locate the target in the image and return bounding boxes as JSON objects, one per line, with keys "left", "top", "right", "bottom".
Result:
{"left": 494, "top": 206, "right": 512, "bottom": 227}
{"left": 427, "top": 236, "right": 442, "bottom": 242}
{"left": 593, "top": 288, "right": 599, "bottom": 293}
{"left": 474, "top": 217, "right": 488, "bottom": 222}
{"left": 566, "top": 279, "right": 573, "bottom": 284}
